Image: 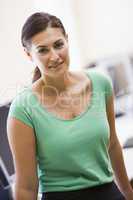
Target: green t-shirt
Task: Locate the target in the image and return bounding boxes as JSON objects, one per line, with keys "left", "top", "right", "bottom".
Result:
{"left": 7, "top": 70, "right": 114, "bottom": 193}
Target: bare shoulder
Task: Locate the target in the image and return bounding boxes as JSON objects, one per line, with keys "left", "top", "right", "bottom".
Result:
{"left": 70, "top": 70, "right": 91, "bottom": 84}
{"left": 30, "top": 78, "right": 45, "bottom": 101}
{"left": 65, "top": 70, "right": 91, "bottom": 96}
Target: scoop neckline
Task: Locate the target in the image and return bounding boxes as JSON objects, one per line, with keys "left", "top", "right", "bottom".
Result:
{"left": 28, "top": 70, "right": 94, "bottom": 122}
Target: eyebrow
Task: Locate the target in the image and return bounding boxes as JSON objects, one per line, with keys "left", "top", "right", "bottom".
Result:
{"left": 36, "top": 45, "right": 47, "bottom": 49}
{"left": 36, "top": 39, "right": 63, "bottom": 49}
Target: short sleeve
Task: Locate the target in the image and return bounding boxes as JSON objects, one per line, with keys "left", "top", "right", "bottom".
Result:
{"left": 90, "top": 70, "right": 114, "bottom": 101}
{"left": 7, "top": 92, "right": 34, "bottom": 129}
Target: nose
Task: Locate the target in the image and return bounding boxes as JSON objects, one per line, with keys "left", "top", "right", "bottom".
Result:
{"left": 49, "top": 48, "right": 60, "bottom": 62}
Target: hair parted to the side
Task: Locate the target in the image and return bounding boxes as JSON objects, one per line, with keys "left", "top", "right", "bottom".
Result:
{"left": 21, "top": 12, "right": 66, "bottom": 83}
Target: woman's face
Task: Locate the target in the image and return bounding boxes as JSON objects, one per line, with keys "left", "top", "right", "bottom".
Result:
{"left": 27, "top": 27, "right": 70, "bottom": 77}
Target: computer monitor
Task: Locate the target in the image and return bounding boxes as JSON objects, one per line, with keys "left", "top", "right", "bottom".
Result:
{"left": 106, "top": 63, "right": 130, "bottom": 98}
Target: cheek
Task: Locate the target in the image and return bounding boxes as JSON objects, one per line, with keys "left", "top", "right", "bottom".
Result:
{"left": 61, "top": 48, "right": 69, "bottom": 60}
{"left": 35, "top": 55, "right": 48, "bottom": 66}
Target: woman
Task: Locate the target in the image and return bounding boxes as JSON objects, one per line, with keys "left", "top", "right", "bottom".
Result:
{"left": 7, "top": 12, "right": 133, "bottom": 200}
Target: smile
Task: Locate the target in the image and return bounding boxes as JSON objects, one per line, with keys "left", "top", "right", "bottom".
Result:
{"left": 48, "top": 62, "right": 64, "bottom": 69}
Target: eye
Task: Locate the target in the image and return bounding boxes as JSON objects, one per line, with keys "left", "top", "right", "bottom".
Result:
{"left": 54, "top": 42, "right": 64, "bottom": 49}
{"left": 38, "top": 48, "right": 49, "bottom": 54}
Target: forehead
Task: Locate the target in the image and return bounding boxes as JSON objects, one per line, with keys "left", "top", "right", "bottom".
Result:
{"left": 31, "top": 27, "right": 65, "bottom": 47}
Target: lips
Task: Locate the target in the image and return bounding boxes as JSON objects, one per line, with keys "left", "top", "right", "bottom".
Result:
{"left": 48, "top": 61, "right": 64, "bottom": 69}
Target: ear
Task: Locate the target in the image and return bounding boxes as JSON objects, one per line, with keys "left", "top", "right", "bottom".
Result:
{"left": 24, "top": 48, "right": 33, "bottom": 61}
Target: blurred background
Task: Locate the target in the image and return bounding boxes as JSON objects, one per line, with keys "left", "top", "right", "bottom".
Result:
{"left": 0, "top": 0, "right": 133, "bottom": 199}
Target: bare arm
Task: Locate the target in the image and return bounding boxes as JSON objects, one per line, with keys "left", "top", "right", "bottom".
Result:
{"left": 106, "top": 94, "right": 133, "bottom": 199}
{"left": 7, "top": 117, "right": 39, "bottom": 200}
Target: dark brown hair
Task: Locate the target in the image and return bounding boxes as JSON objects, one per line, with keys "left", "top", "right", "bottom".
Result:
{"left": 21, "top": 12, "right": 66, "bottom": 83}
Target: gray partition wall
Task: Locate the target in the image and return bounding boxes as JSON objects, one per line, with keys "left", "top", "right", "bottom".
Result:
{"left": 0, "top": 102, "right": 14, "bottom": 177}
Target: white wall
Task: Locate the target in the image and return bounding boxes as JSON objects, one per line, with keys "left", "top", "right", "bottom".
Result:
{"left": 0, "top": 0, "right": 34, "bottom": 105}
{"left": 73, "top": 0, "right": 133, "bottom": 65}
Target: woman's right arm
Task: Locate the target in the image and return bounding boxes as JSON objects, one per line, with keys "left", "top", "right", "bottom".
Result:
{"left": 7, "top": 117, "right": 39, "bottom": 200}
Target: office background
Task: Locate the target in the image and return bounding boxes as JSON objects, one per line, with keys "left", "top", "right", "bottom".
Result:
{"left": 0, "top": 0, "right": 133, "bottom": 199}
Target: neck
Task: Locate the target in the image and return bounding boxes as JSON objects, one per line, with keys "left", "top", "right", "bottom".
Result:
{"left": 41, "top": 71, "right": 76, "bottom": 95}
